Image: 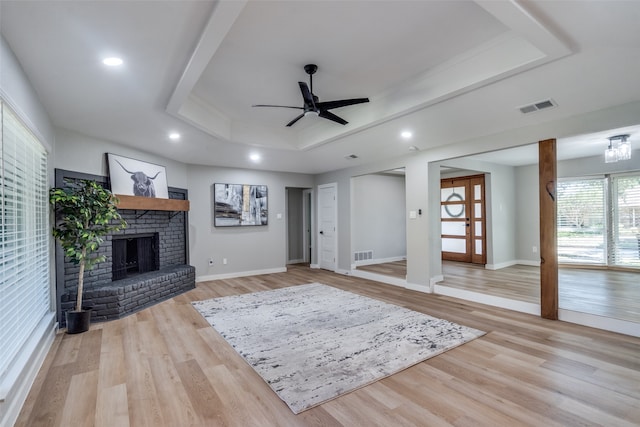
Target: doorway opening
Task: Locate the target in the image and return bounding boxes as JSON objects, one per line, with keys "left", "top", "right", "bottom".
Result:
{"left": 441, "top": 174, "right": 486, "bottom": 264}
{"left": 286, "top": 187, "right": 313, "bottom": 265}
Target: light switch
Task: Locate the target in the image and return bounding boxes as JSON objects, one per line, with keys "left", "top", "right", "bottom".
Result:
{"left": 409, "top": 211, "right": 417, "bottom": 219}
{"left": 277, "top": 213, "right": 283, "bottom": 220}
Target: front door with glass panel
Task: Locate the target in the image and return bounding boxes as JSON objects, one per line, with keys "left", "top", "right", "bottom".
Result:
{"left": 441, "top": 175, "right": 486, "bottom": 264}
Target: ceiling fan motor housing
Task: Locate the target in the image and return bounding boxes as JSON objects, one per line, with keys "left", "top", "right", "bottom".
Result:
{"left": 304, "top": 64, "right": 318, "bottom": 75}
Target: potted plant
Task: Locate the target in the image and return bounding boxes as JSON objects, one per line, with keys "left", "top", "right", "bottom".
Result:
{"left": 50, "top": 179, "right": 126, "bottom": 333}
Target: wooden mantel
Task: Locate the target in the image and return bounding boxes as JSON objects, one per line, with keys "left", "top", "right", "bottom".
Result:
{"left": 115, "top": 194, "right": 190, "bottom": 212}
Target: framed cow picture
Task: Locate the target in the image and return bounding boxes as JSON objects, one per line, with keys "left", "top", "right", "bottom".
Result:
{"left": 107, "top": 153, "right": 169, "bottom": 199}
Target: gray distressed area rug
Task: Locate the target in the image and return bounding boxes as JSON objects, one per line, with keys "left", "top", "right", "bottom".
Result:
{"left": 192, "top": 282, "right": 485, "bottom": 414}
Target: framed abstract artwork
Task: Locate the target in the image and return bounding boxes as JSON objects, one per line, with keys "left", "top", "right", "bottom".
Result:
{"left": 213, "top": 183, "right": 268, "bottom": 227}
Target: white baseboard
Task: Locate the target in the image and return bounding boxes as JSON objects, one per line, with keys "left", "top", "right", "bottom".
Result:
{"left": 485, "top": 259, "right": 540, "bottom": 270}
{"left": 287, "top": 258, "right": 304, "bottom": 264}
{"left": 559, "top": 309, "right": 640, "bottom": 338}
{"left": 350, "top": 269, "right": 408, "bottom": 289}
{"left": 309, "top": 263, "right": 320, "bottom": 269}
{"left": 429, "top": 275, "right": 444, "bottom": 292}
{"left": 350, "top": 268, "right": 432, "bottom": 294}
{"left": 405, "top": 282, "right": 432, "bottom": 293}
{"left": 433, "top": 285, "right": 639, "bottom": 337}
{"left": 516, "top": 259, "right": 541, "bottom": 267}
{"left": 485, "top": 260, "right": 517, "bottom": 270}
{"left": 353, "top": 255, "right": 406, "bottom": 267}
{"left": 433, "top": 285, "right": 540, "bottom": 315}
{"left": 196, "top": 267, "right": 287, "bottom": 282}
{"left": 430, "top": 275, "right": 444, "bottom": 285}
{"left": 0, "top": 312, "right": 56, "bottom": 427}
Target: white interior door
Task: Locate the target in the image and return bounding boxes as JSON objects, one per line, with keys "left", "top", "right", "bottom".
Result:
{"left": 318, "top": 183, "right": 337, "bottom": 271}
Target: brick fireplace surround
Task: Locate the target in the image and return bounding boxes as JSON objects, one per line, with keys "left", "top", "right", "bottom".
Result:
{"left": 54, "top": 169, "right": 195, "bottom": 327}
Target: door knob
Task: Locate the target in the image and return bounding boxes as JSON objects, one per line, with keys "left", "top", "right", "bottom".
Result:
{"left": 319, "top": 231, "right": 324, "bottom": 235}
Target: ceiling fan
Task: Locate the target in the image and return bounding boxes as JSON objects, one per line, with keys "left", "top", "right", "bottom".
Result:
{"left": 252, "top": 64, "right": 369, "bottom": 127}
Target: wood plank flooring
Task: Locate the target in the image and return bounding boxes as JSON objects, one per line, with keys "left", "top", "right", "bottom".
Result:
{"left": 16, "top": 265, "right": 640, "bottom": 426}
{"left": 358, "top": 261, "right": 640, "bottom": 323}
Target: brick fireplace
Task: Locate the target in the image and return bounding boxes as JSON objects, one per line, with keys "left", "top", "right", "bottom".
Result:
{"left": 54, "top": 169, "right": 195, "bottom": 326}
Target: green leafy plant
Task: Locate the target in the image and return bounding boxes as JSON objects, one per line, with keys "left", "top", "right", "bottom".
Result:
{"left": 50, "top": 179, "right": 126, "bottom": 312}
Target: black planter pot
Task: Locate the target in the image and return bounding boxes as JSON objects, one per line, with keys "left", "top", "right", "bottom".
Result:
{"left": 65, "top": 309, "right": 92, "bottom": 334}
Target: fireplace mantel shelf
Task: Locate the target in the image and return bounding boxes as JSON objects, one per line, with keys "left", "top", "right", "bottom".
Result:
{"left": 115, "top": 194, "right": 190, "bottom": 212}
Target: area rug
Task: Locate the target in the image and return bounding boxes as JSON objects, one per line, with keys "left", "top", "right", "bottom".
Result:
{"left": 192, "top": 282, "right": 485, "bottom": 414}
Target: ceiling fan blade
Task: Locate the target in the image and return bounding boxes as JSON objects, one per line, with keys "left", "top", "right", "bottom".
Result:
{"left": 286, "top": 113, "right": 305, "bottom": 127}
{"left": 316, "top": 98, "right": 369, "bottom": 110}
{"left": 298, "top": 82, "right": 316, "bottom": 110}
{"left": 252, "top": 104, "right": 303, "bottom": 109}
{"left": 319, "top": 110, "right": 348, "bottom": 125}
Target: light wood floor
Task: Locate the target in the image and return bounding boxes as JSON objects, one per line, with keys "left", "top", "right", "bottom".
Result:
{"left": 358, "top": 261, "right": 640, "bottom": 323}
{"left": 17, "top": 265, "right": 640, "bottom": 426}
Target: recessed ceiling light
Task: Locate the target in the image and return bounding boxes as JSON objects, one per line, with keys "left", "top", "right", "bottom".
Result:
{"left": 249, "top": 153, "right": 261, "bottom": 162}
{"left": 401, "top": 131, "right": 413, "bottom": 139}
{"left": 102, "top": 57, "right": 123, "bottom": 67}
{"left": 168, "top": 132, "right": 180, "bottom": 141}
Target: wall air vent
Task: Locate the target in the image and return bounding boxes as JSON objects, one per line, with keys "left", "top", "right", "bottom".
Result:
{"left": 345, "top": 154, "right": 358, "bottom": 159}
{"left": 354, "top": 250, "right": 373, "bottom": 262}
{"left": 518, "top": 99, "right": 557, "bottom": 114}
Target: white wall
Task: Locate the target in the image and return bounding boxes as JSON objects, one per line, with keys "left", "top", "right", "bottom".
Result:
{"left": 0, "top": 37, "right": 54, "bottom": 148}
{"left": 558, "top": 148, "right": 640, "bottom": 178}
{"left": 54, "top": 127, "right": 189, "bottom": 188}
{"left": 515, "top": 163, "right": 540, "bottom": 263}
{"left": 0, "top": 34, "right": 56, "bottom": 427}
{"left": 351, "top": 173, "right": 406, "bottom": 262}
{"left": 187, "top": 164, "right": 314, "bottom": 280}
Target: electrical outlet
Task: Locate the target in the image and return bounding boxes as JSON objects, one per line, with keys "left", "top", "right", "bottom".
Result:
{"left": 532, "top": 246, "right": 537, "bottom": 254}
{"left": 223, "top": 258, "right": 227, "bottom": 265}
{"left": 208, "top": 258, "right": 214, "bottom": 266}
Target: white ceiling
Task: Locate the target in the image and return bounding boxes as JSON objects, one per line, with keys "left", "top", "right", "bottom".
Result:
{"left": 2, "top": 1, "right": 640, "bottom": 173}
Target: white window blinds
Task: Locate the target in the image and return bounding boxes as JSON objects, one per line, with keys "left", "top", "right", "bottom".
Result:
{"left": 611, "top": 175, "right": 640, "bottom": 267}
{"left": 557, "top": 178, "right": 607, "bottom": 264}
{"left": 0, "top": 101, "right": 50, "bottom": 383}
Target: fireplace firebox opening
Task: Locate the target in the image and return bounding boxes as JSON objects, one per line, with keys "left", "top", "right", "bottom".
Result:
{"left": 112, "top": 233, "right": 159, "bottom": 281}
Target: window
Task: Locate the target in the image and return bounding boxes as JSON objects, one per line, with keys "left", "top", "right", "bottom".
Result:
{"left": 0, "top": 101, "right": 50, "bottom": 384}
{"left": 557, "top": 173, "right": 640, "bottom": 268}
{"left": 611, "top": 175, "right": 640, "bottom": 267}
{"left": 557, "top": 178, "right": 606, "bottom": 264}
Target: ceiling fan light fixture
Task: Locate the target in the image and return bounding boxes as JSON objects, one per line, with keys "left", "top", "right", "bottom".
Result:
{"left": 304, "top": 110, "right": 319, "bottom": 117}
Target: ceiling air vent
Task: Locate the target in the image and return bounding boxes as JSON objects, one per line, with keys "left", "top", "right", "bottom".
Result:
{"left": 518, "top": 99, "right": 557, "bottom": 114}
